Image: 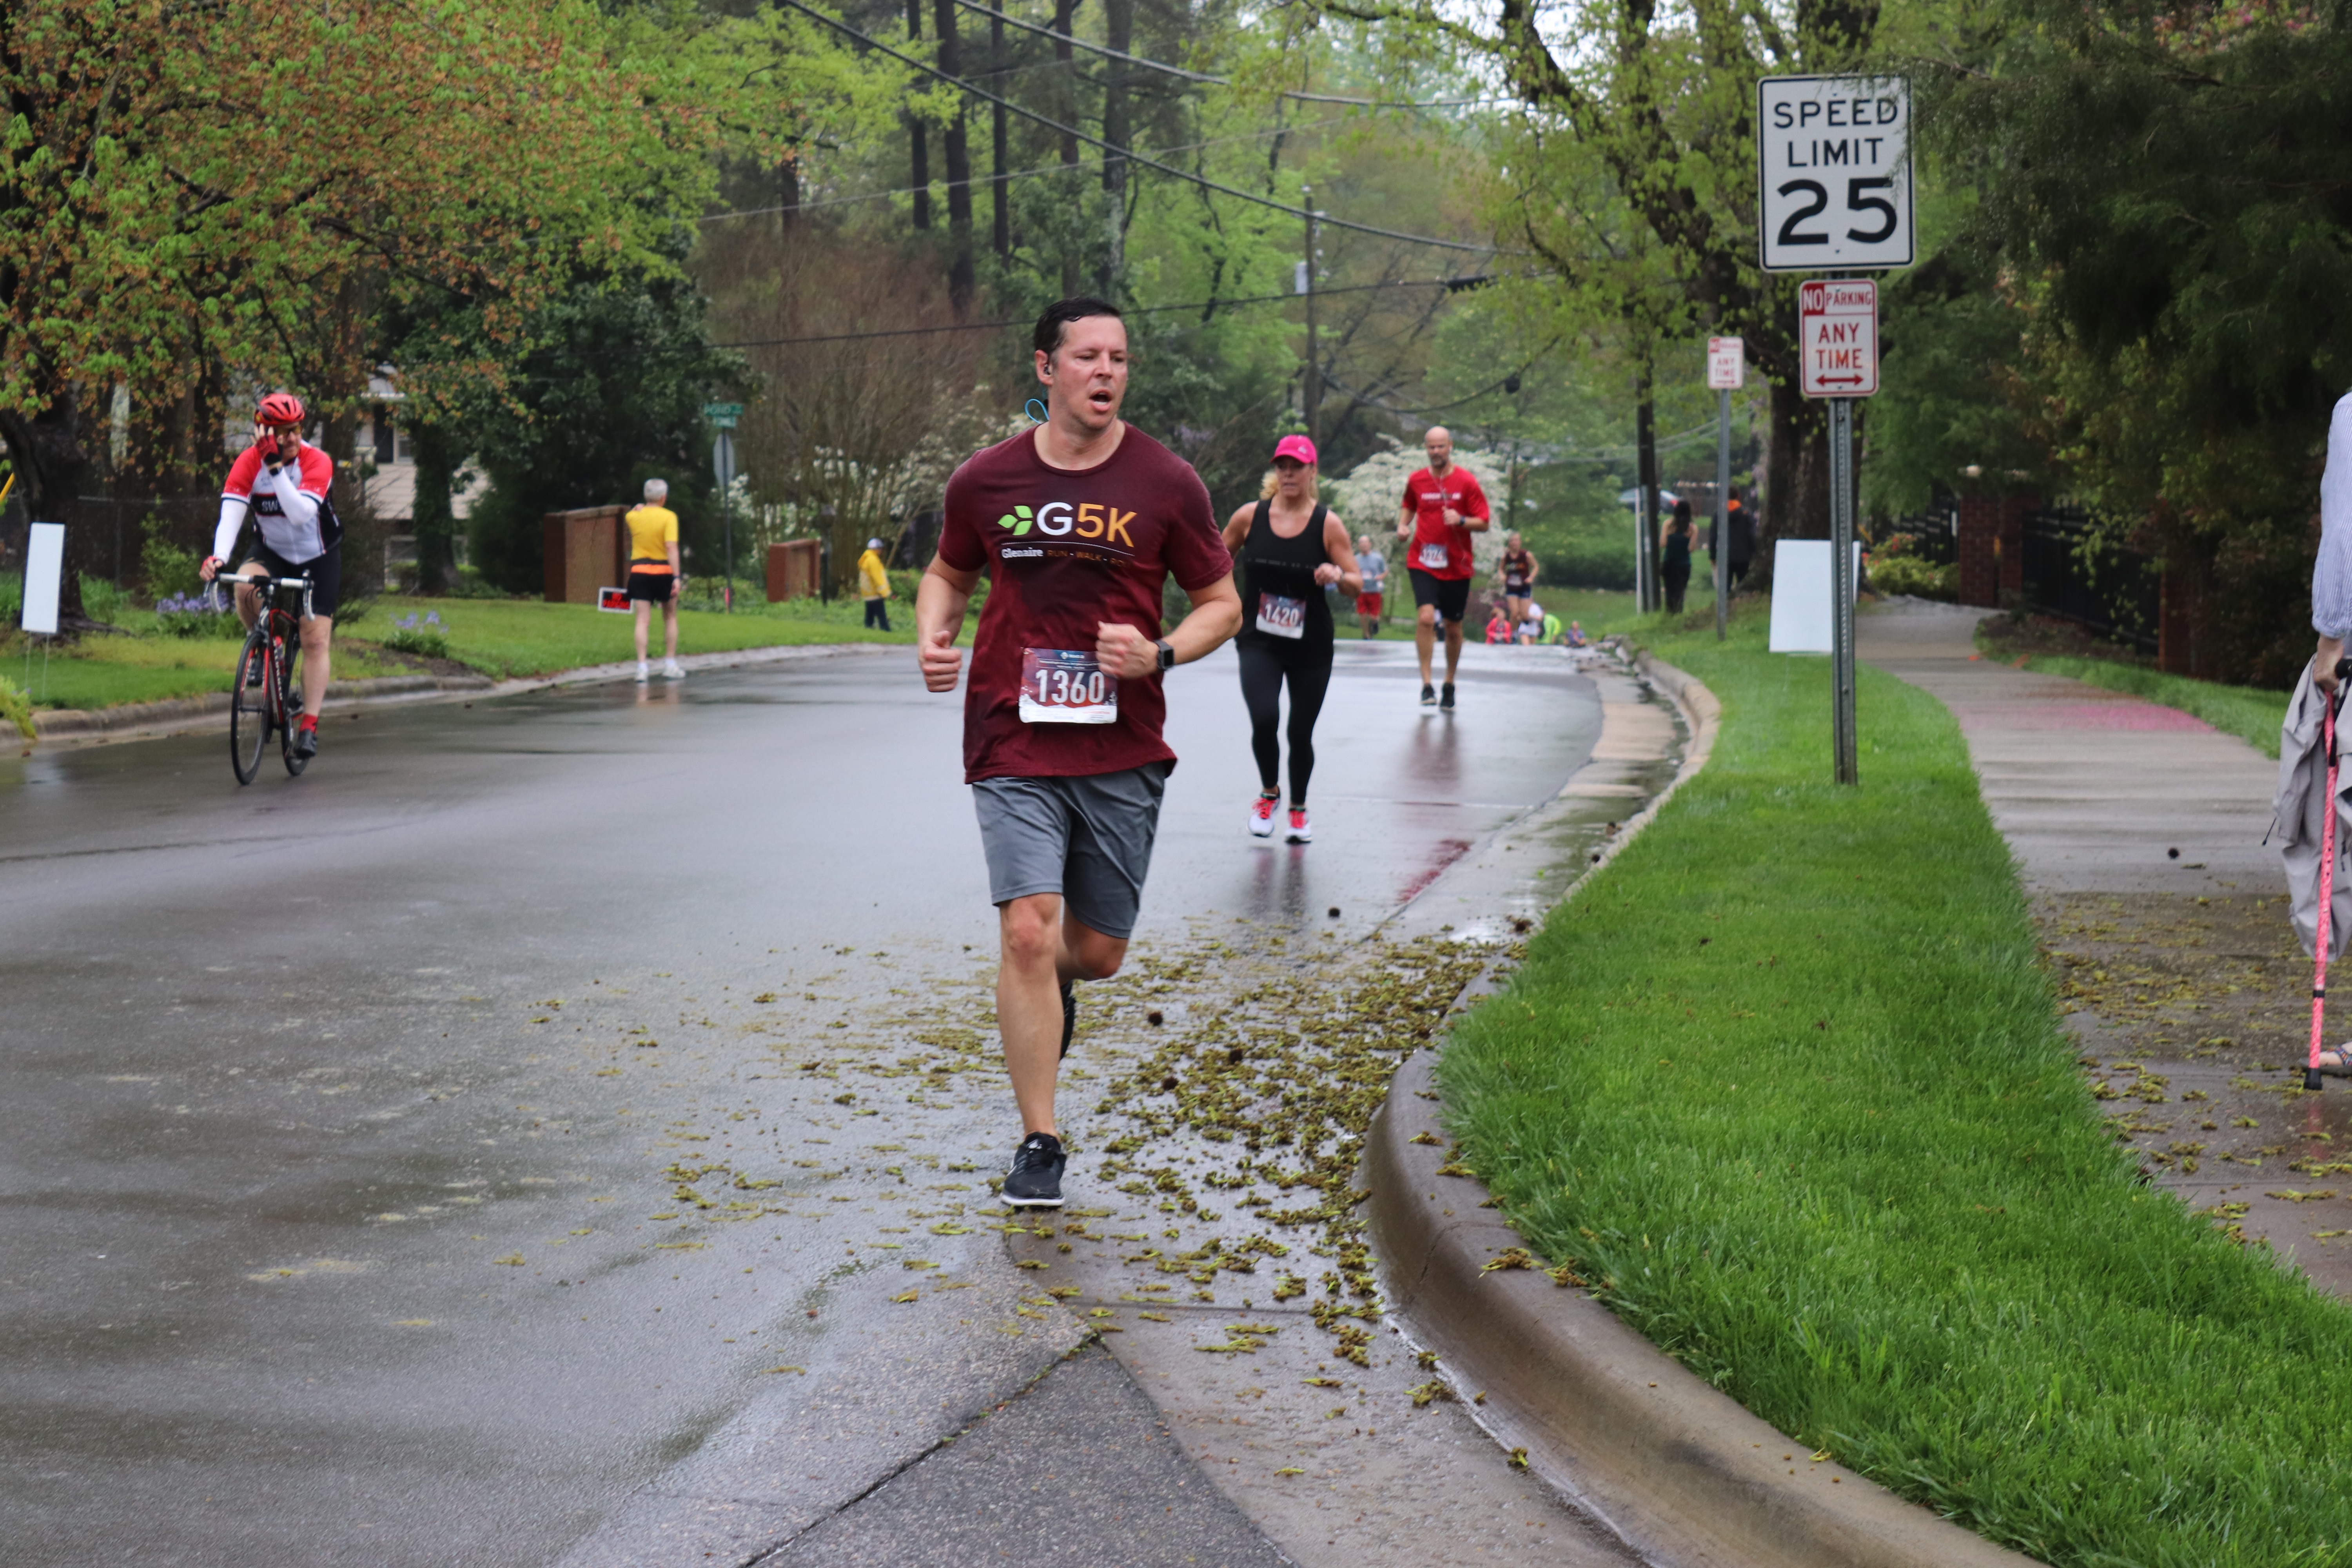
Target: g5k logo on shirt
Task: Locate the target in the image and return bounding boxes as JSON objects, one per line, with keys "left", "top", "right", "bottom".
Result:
{"left": 995, "top": 502, "right": 1137, "bottom": 547}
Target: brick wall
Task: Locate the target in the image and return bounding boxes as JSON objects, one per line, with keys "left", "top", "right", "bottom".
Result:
{"left": 1956, "top": 494, "right": 2034, "bottom": 608}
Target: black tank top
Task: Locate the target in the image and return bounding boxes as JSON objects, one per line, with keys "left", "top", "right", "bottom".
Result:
{"left": 1238, "top": 500, "right": 1334, "bottom": 646}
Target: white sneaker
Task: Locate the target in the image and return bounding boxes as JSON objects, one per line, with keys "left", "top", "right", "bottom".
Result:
{"left": 1285, "top": 807, "right": 1314, "bottom": 844}
{"left": 662, "top": 659, "right": 686, "bottom": 680}
{"left": 635, "top": 660, "right": 650, "bottom": 683}
{"left": 1248, "top": 794, "right": 1278, "bottom": 837}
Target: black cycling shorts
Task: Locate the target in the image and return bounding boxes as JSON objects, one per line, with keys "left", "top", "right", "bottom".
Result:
{"left": 627, "top": 571, "right": 676, "bottom": 602}
{"left": 247, "top": 542, "right": 341, "bottom": 620}
{"left": 1408, "top": 568, "right": 1470, "bottom": 624}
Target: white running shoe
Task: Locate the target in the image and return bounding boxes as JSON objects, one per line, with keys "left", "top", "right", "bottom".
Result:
{"left": 662, "top": 659, "right": 686, "bottom": 680}
{"left": 1249, "top": 794, "right": 1278, "bottom": 837}
{"left": 635, "top": 660, "right": 650, "bottom": 683}
{"left": 1285, "top": 807, "right": 1313, "bottom": 844}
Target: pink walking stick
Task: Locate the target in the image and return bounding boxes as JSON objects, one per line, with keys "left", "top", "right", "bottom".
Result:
{"left": 2311, "top": 664, "right": 2350, "bottom": 1092}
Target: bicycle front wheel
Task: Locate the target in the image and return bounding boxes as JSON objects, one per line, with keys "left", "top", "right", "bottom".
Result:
{"left": 277, "top": 634, "right": 309, "bottom": 777}
{"left": 230, "top": 632, "right": 270, "bottom": 785}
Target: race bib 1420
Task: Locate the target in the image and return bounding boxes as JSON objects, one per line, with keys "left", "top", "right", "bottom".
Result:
{"left": 1018, "top": 648, "right": 1119, "bottom": 724}
{"left": 1254, "top": 593, "right": 1306, "bottom": 639}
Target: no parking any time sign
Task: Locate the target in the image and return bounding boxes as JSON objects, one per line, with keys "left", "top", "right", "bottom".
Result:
{"left": 1799, "top": 279, "right": 1879, "bottom": 397}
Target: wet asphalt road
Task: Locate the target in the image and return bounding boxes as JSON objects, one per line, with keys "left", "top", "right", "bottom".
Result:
{"left": 0, "top": 639, "right": 1603, "bottom": 1567}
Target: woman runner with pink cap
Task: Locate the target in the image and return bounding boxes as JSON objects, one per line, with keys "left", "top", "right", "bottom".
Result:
{"left": 1221, "top": 435, "right": 1361, "bottom": 844}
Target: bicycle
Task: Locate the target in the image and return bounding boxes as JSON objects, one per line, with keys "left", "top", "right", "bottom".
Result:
{"left": 226, "top": 572, "right": 313, "bottom": 784}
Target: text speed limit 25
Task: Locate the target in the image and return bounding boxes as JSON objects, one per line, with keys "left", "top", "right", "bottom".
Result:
{"left": 1757, "top": 76, "right": 1913, "bottom": 272}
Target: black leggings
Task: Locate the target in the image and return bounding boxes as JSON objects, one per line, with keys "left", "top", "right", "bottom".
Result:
{"left": 1238, "top": 637, "right": 1335, "bottom": 805}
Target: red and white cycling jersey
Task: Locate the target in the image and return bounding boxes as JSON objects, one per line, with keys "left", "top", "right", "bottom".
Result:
{"left": 217, "top": 442, "right": 339, "bottom": 564}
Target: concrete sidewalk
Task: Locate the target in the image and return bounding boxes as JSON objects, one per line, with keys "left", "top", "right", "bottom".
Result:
{"left": 1859, "top": 602, "right": 2352, "bottom": 1296}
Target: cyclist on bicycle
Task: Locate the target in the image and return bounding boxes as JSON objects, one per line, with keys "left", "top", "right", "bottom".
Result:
{"left": 201, "top": 391, "right": 341, "bottom": 759}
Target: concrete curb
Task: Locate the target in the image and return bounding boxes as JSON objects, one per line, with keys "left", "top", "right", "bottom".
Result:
{"left": 24, "top": 642, "right": 888, "bottom": 747}
{"left": 1364, "top": 650, "right": 2042, "bottom": 1568}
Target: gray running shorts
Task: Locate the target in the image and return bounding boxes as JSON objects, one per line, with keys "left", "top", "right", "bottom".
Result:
{"left": 971, "top": 762, "right": 1172, "bottom": 940}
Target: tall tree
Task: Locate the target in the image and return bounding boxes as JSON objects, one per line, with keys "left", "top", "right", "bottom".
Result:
{"left": 1327, "top": 0, "right": 1885, "bottom": 564}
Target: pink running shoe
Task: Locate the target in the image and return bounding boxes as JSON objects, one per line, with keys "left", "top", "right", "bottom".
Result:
{"left": 1249, "top": 793, "right": 1278, "bottom": 837}
{"left": 1285, "top": 807, "right": 1313, "bottom": 844}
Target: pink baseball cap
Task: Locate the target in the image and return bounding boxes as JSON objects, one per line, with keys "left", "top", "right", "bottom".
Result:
{"left": 1272, "top": 434, "right": 1318, "bottom": 465}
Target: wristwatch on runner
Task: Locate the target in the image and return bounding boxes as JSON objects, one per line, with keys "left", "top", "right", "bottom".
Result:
{"left": 1156, "top": 638, "right": 1175, "bottom": 671}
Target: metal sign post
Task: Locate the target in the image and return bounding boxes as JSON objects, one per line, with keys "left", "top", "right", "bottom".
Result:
{"left": 1798, "top": 279, "right": 1877, "bottom": 786}
{"left": 712, "top": 430, "right": 737, "bottom": 613}
{"left": 1706, "top": 337, "right": 1743, "bottom": 643}
{"left": 1762, "top": 73, "right": 1906, "bottom": 786}
{"left": 1828, "top": 397, "right": 1858, "bottom": 783}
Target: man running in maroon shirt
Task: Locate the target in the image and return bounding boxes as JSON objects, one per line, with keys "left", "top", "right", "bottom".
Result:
{"left": 1396, "top": 425, "right": 1491, "bottom": 710}
{"left": 916, "top": 298, "right": 1243, "bottom": 1209}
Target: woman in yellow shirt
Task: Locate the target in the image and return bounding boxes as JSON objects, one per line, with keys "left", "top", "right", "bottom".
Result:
{"left": 626, "top": 478, "right": 684, "bottom": 681}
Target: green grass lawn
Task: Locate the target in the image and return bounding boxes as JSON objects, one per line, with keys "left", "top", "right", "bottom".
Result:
{"left": 2002, "top": 648, "right": 2292, "bottom": 759}
{"left": 1441, "top": 605, "right": 2352, "bottom": 1567}
{"left": 3, "top": 586, "right": 931, "bottom": 711}
{"left": 386, "top": 591, "right": 917, "bottom": 680}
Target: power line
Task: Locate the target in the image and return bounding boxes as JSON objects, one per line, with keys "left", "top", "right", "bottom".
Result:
{"left": 712, "top": 274, "right": 1495, "bottom": 349}
{"left": 950, "top": 0, "right": 1496, "bottom": 109}
{"left": 700, "top": 112, "right": 1365, "bottom": 225}
{"left": 774, "top": 0, "right": 1506, "bottom": 255}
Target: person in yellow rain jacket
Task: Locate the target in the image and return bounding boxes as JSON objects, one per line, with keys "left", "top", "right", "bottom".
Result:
{"left": 858, "top": 537, "right": 893, "bottom": 631}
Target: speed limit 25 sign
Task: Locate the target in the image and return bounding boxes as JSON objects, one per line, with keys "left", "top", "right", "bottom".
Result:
{"left": 1757, "top": 76, "right": 1913, "bottom": 272}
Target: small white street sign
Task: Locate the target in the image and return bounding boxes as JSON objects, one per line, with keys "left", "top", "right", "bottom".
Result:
{"left": 711, "top": 431, "right": 737, "bottom": 492}
{"left": 21, "top": 521, "right": 64, "bottom": 635}
{"left": 1757, "top": 75, "right": 1913, "bottom": 273}
{"left": 1707, "top": 336, "right": 1745, "bottom": 390}
{"left": 1799, "top": 279, "right": 1880, "bottom": 397}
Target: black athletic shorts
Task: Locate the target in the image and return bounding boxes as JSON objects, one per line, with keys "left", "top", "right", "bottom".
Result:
{"left": 247, "top": 542, "right": 341, "bottom": 620}
{"left": 1408, "top": 568, "right": 1470, "bottom": 624}
{"left": 628, "top": 571, "right": 676, "bottom": 602}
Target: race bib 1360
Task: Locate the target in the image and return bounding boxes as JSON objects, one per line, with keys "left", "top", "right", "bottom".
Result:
{"left": 1018, "top": 648, "right": 1119, "bottom": 724}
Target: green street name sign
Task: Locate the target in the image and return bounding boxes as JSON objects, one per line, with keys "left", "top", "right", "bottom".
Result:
{"left": 704, "top": 401, "right": 745, "bottom": 429}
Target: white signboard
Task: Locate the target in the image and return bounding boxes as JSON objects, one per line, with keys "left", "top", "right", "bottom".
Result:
{"left": 711, "top": 431, "right": 737, "bottom": 493}
{"left": 21, "top": 521, "right": 64, "bottom": 635}
{"left": 1707, "top": 336, "right": 1744, "bottom": 390}
{"left": 1766, "top": 539, "right": 1864, "bottom": 653}
{"left": 1757, "top": 76, "right": 1913, "bottom": 273}
{"left": 1799, "top": 279, "right": 1880, "bottom": 398}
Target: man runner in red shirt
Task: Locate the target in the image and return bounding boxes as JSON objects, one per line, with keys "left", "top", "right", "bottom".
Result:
{"left": 917, "top": 298, "right": 1243, "bottom": 1208}
{"left": 1396, "top": 425, "right": 1491, "bottom": 710}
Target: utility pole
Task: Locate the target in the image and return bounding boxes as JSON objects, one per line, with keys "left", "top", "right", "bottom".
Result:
{"left": 1302, "top": 192, "right": 1321, "bottom": 448}
{"left": 1635, "top": 363, "right": 1660, "bottom": 613}
{"left": 990, "top": 2, "right": 1008, "bottom": 260}
{"left": 906, "top": 0, "right": 929, "bottom": 230}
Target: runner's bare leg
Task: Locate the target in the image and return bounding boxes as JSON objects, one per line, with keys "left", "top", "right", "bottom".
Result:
{"left": 998, "top": 893, "right": 1127, "bottom": 1137}
{"left": 1443, "top": 618, "right": 1464, "bottom": 685}
{"left": 1415, "top": 603, "right": 1439, "bottom": 685}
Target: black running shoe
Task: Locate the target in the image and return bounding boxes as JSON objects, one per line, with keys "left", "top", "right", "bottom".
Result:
{"left": 1440, "top": 682, "right": 1457, "bottom": 711}
{"left": 1002, "top": 1132, "right": 1066, "bottom": 1208}
{"left": 1060, "top": 980, "right": 1076, "bottom": 1059}
{"left": 1419, "top": 683, "right": 1436, "bottom": 707}
{"left": 293, "top": 717, "right": 319, "bottom": 757}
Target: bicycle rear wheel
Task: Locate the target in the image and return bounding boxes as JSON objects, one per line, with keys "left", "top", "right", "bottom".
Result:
{"left": 276, "top": 631, "right": 309, "bottom": 777}
{"left": 230, "top": 632, "right": 270, "bottom": 785}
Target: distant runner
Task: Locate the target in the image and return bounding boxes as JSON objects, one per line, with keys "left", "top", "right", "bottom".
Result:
{"left": 1498, "top": 531, "right": 1537, "bottom": 628}
{"left": 201, "top": 392, "right": 340, "bottom": 760}
{"left": 917, "top": 297, "right": 1241, "bottom": 1209}
{"left": 624, "top": 479, "right": 685, "bottom": 682}
{"left": 1354, "top": 532, "right": 1387, "bottom": 639}
{"left": 1396, "top": 425, "right": 1490, "bottom": 710}
{"left": 1225, "top": 436, "right": 1359, "bottom": 844}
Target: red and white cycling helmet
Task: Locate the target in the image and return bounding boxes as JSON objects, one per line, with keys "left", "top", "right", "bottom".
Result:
{"left": 256, "top": 391, "right": 306, "bottom": 428}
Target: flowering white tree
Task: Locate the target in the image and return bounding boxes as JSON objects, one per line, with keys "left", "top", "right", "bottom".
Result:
{"left": 1327, "top": 441, "right": 1513, "bottom": 576}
